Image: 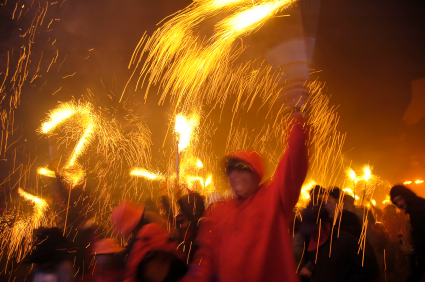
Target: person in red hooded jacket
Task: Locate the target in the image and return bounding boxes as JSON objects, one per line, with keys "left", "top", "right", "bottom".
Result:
{"left": 184, "top": 113, "right": 308, "bottom": 282}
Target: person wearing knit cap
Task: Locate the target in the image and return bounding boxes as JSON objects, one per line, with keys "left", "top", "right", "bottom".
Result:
{"left": 390, "top": 185, "right": 425, "bottom": 282}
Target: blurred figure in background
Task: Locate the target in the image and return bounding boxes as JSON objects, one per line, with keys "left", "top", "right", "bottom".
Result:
{"left": 124, "top": 223, "right": 187, "bottom": 282}
{"left": 27, "top": 227, "right": 74, "bottom": 282}
{"left": 91, "top": 239, "right": 125, "bottom": 282}
{"left": 298, "top": 205, "right": 380, "bottom": 282}
{"left": 390, "top": 185, "right": 425, "bottom": 282}
{"left": 176, "top": 193, "right": 205, "bottom": 263}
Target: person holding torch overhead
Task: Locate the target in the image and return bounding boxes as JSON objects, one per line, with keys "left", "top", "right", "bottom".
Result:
{"left": 183, "top": 110, "right": 308, "bottom": 282}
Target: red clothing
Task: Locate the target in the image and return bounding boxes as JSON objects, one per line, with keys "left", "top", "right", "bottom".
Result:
{"left": 124, "top": 223, "right": 184, "bottom": 282}
{"left": 185, "top": 117, "right": 308, "bottom": 282}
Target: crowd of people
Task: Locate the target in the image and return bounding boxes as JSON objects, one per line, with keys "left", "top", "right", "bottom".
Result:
{"left": 25, "top": 114, "right": 425, "bottom": 282}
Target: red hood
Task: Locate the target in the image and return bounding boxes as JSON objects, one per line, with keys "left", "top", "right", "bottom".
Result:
{"left": 125, "top": 223, "right": 183, "bottom": 282}
{"left": 225, "top": 150, "right": 264, "bottom": 180}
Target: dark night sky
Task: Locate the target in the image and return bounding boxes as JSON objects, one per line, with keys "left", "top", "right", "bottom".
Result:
{"left": 2, "top": 0, "right": 425, "bottom": 195}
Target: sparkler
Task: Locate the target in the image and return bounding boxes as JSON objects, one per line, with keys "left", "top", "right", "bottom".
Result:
{"left": 3, "top": 189, "right": 49, "bottom": 263}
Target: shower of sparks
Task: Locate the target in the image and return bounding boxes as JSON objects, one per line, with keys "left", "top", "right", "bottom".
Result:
{"left": 130, "top": 168, "right": 165, "bottom": 180}
{"left": 37, "top": 167, "right": 56, "bottom": 178}
{"left": 2, "top": 189, "right": 50, "bottom": 263}
{"left": 175, "top": 113, "right": 200, "bottom": 152}
{"left": 40, "top": 102, "right": 96, "bottom": 187}
{"left": 123, "top": 0, "right": 294, "bottom": 113}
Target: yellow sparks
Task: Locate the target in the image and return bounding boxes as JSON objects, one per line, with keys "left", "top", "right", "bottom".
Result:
{"left": 174, "top": 113, "right": 199, "bottom": 152}
{"left": 415, "top": 180, "right": 423, "bottom": 184}
{"left": 197, "top": 159, "right": 204, "bottom": 168}
{"left": 218, "top": 1, "right": 289, "bottom": 34}
{"left": 404, "top": 180, "right": 412, "bottom": 185}
{"left": 37, "top": 167, "right": 56, "bottom": 178}
{"left": 41, "top": 104, "right": 74, "bottom": 133}
{"left": 39, "top": 102, "right": 96, "bottom": 186}
{"left": 130, "top": 168, "right": 165, "bottom": 180}
{"left": 187, "top": 175, "right": 205, "bottom": 187}
{"left": 18, "top": 188, "right": 49, "bottom": 216}
{"left": 363, "top": 165, "right": 372, "bottom": 181}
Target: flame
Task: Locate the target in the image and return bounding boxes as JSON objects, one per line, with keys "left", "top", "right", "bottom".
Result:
{"left": 347, "top": 169, "right": 356, "bottom": 181}
{"left": 174, "top": 113, "right": 199, "bottom": 152}
{"left": 363, "top": 165, "right": 372, "bottom": 181}
{"left": 131, "top": 169, "right": 165, "bottom": 180}
{"left": 403, "top": 181, "right": 412, "bottom": 185}
{"left": 197, "top": 159, "right": 204, "bottom": 168}
{"left": 415, "top": 180, "right": 423, "bottom": 184}
{"left": 296, "top": 180, "right": 316, "bottom": 208}
{"left": 371, "top": 199, "right": 376, "bottom": 206}
{"left": 37, "top": 167, "right": 56, "bottom": 178}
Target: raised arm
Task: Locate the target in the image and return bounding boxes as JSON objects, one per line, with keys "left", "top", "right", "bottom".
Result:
{"left": 272, "top": 113, "right": 308, "bottom": 215}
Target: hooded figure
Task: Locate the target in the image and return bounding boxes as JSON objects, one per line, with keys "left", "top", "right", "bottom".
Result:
{"left": 185, "top": 113, "right": 308, "bottom": 282}
{"left": 124, "top": 223, "right": 187, "bottom": 282}
{"left": 390, "top": 185, "right": 425, "bottom": 282}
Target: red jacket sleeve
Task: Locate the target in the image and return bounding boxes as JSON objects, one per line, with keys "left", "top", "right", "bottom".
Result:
{"left": 272, "top": 114, "right": 308, "bottom": 216}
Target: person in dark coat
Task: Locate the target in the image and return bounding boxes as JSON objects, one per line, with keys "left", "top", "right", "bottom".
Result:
{"left": 176, "top": 193, "right": 205, "bottom": 263}
{"left": 299, "top": 205, "right": 380, "bottom": 282}
{"left": 390, "top": 185, "right": 425, "bottom": 282}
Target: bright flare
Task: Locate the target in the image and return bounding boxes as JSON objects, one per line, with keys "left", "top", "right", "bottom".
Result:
{"left": 205, "top": 175, "right": 212, "bottom": 187}
{"left": 415, "top": 180, "right": 424, "bottom": 184}
{"left": 404, "top": 181, "right": 412, "bottom": 185}
{"left": 363, "top": 166, "right": 372, "bottom": 181}
{"left": 174, "top": 114, "right": 199, "bottom": 152}
{"left": 371, "top": 199, "right": 376, "bottom": 206}
{"left": 131, "top": 169, "right": 165, "bottom": 180}
{"left": 37, "top": 167, "right": 56, "bottom": 178}
{"left": 347, "top": 169, "right": 356, "bottom": 181}
{"left": 197, "top": 159, "right": 204, "bottom": 168}
{"left": 219, "top": 1, "right": 290, "bottom": 33}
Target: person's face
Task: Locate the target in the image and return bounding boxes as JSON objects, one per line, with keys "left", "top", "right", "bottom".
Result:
{"left": 228, "top": 169, "right": 258, "bottom": 198}
{"left": 393, "top": 195, "right": 407, "bottom": 211}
